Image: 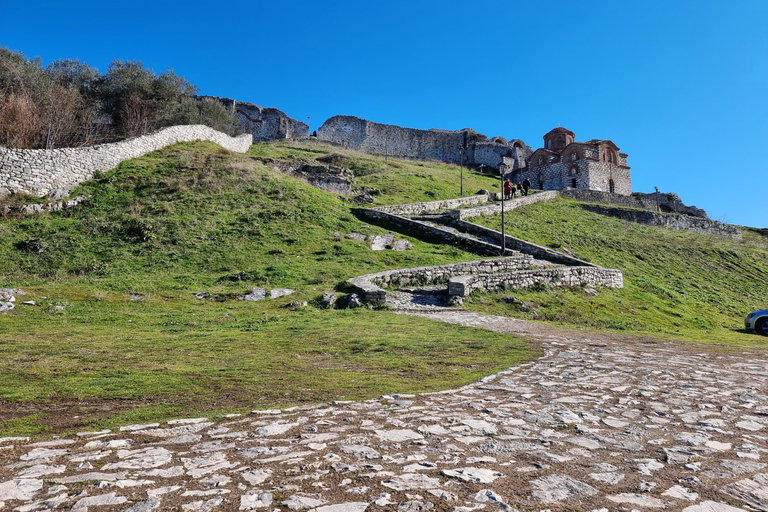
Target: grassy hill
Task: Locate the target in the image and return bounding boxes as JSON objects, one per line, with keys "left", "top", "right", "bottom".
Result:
{"left": 0, "top": 139, "right": 766, "bottom": 435}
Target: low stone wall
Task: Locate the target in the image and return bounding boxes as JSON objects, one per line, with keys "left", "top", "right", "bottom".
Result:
{"left": 448, "top": 266, "right": 624, "bottom": 297}
{"left": 582, "top": 205, "right": 742, "bottom": 239}
{"left": 0, "top": 125, "right": 252, "bottom": 198}
{"left": 451, "top": 191, "right": 559, "bottom": 220}
{"left": 370, "top": 194, "right": 489, "bottom": 216}
{"left": 347, "top": 255, "right": 539, "bottom": 304}
{"left": 450, "top": 219, "right": 594, "bottom": 267}
{"left": 355, "top": 209, "right": 511, "bottom": 257}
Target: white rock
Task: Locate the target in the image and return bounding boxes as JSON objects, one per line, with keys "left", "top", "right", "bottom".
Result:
{"left": 441, "top": 467, "right": 503, "bottom": 483}
{"left": 383, "top": 474, "right": 441, "bottom": 491}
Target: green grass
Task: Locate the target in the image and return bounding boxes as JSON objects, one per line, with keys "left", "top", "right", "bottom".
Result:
{"left": 467, "top": 199, "right": 768, "bottom": 345}
{"left": 0, "top": 140, "right": 534, "bottom": 436}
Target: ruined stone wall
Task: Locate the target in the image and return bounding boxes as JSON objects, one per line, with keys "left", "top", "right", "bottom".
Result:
{"left": 318, "top": 116, "right": 465, "bottom": 163}
{"left": 371, "top": 194, "right": 490, "bottom": 216}
{"left": 582, "top": 205, "right": 741, "bottom": 239}
{"left": 559, "top": 189, "right": 709, "bottom": 218}
{"left": 200, "top": 96, "right": 308, "bottom": 142}
{"left": 0, "top": 125, "right": 252, "bottom": 198}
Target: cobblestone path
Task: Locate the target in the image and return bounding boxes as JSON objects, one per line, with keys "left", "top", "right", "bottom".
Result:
{"left": 1, "top": 310, "right": 766, "bottom": 511}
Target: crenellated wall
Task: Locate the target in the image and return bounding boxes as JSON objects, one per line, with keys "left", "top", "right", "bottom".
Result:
{"left": 0, "top": 125, "right": 252, "bottom": 198}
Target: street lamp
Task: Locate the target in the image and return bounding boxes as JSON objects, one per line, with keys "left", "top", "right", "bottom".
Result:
{"left": 499, "top": 162, "right": 507, "bottom": 255}
{"left": 459, "top": 147, "right": 465, "bottom": 197}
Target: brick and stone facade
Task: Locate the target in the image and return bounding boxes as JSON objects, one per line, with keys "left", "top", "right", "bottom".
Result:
{"left": 511, "top": 127, "right": 632, "bottom": 196}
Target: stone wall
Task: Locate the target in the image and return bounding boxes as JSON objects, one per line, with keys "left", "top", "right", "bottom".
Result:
{"left": 582, "top": 205, "right": 742, "bottom": 239}
{"left": 356, "top": 209, "right": 508, "bottom": 256}
{"left": 0, "top": 196, "right": 88, "bottom": 216}
{"left": 0, "top": 125, "right": 252, "bottom": 198}
{"left": 559, "top": 189, "right": 709, "bottom": 218}
{"left": 200, "top": 96, "right": 308, "bottom": 142}
{"left": 450, "top": 191, "right": 559, "bottom": 220}
{"left": 318, "top": 116, "right": 466, "bottom": 163}
{"left": 347, "top": 255, "right": 541, "bottom": 304}
{"left": 371, "top": 194, "right": 490, "bottom": 216}
{"left": 448, "top": 266, "right": 624, "bottom": 297}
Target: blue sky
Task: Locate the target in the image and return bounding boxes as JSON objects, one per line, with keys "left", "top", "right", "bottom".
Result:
{"left": 2, "top": 0, "right": 766, "bottom": 227}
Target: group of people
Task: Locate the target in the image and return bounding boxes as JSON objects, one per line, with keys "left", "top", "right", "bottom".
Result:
{"left": 503, "top": 178, "right": 531, "bottom": 200}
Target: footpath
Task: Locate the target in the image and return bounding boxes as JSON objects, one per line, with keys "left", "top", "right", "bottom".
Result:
{"left": 1, "top": 306, "right": 766, "bottom": 511}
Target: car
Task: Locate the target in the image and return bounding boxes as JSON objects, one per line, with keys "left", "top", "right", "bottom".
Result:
{"left": 745, "top": 309, "right": 768, "bottom": 335}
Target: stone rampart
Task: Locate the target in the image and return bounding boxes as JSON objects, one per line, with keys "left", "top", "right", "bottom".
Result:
{"left": 0, "top": 125, "right": 252, "bottom": 198}
{"left": 582, "top": 205, "right": 742, "bottom": 239}
{"left": 347, "top": 255, "right": 540, "bottom": 304}
{"left": 318, "top": 116, "right": 466, "bottom": 163}
{"left": 448, "top": 266, "right": 624, "bottom": 297}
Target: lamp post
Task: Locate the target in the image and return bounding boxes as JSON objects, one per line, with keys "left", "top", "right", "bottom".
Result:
{"left": 655, "top": 186, "right": 660, "bottom": 212}
{"left": 499, "top": 162, "right": 507, "bottom": 255}
{"left": 459, "top": 147, "right": 465, "bottom": 197}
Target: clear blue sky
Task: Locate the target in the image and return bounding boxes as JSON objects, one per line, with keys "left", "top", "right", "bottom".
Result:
{"left": 2, "top": 0, "right": 766, "bottom": 227}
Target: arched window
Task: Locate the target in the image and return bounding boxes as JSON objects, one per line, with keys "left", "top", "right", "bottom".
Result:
{"left": 571, "top": 153, "right": 577, "bottom": 161}
{"left": 609, "top": 179, "right": 615, "bottom": 193}
{"left": 569, "top": 166, "right": 578, "bottom": 176}
{"left": 538, "top": 157, "right": 544, "bottom": 165}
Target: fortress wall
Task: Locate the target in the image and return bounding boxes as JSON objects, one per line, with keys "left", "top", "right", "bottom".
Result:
{"left": 0, "top": 125, "right": 252, "bottom": 198}
{"left": 559, "top": 189, "right": 709, "bottom": 218}
{"left": 199, "top": 96, "right": 308, "bottom": 142}
{"left": 318, "top": 116, "right": 465, "bottom": 163}
{"left": 473, "top": 142, "right": 512, "bottom": 169}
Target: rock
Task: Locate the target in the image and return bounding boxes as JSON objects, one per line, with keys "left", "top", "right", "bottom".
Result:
{"left": 192, "top": 292, "right": 209, "bottom": 300}
{"left": 340, "top": 294, "right": 363, "bottom": 309}
{"left": 270, "top": 288, "right": 296, "bottom": 299}
{"left": 347, "top": 232, "right": 367, "bottom": 241}
{"left": 349, "top": 191, "right": 375, "bottom": 204}
{"left": 441, "top": 467, "right": 503, "bottom": 483}
{"left": 447, "top": 295, "right": 463, "bottom": 307}
{"left": 318, "top": 293, "right": 337, "bottom": 309}
{"left": 286, "top": 300, "right": 307, "bottom": 310}
{"left": 240, "top": 288, "right": 266, "bottom": 301}
{"left": 0, "top": 302, "right": 14, "bottom": 313}
{"left": 530, "top": 474, "right": 597, "bottom": 502}
{"left": 370, "top": 233, "right": 395, "bottom": 251}
{"left": 723, "top": 473, "right": 768, "bottom": 511}
{"left": 392, "top": 239, "right": 413, "bottom": 251}
{"left": 382, "top": 474, "right": 441, "bottom": 491}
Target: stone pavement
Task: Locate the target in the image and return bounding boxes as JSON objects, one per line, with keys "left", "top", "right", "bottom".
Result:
{"left": 1, "top": 310, "right": 767, "bottom": 511}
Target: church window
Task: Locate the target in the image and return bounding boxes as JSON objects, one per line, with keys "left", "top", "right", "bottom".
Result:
{"left": 609, "top": 179, "right": 615, "bottom": 193}
{"left": 571, "top": 153, "right": 577, "bottom": 161}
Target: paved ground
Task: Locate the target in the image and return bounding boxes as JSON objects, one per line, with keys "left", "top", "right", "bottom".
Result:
{"left": 1, "top": 307, "right": 767, "bottom": 512}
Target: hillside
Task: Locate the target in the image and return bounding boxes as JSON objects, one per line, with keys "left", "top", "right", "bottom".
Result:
{"left": 0, "top": 139, "right": 766, "bottom": 435}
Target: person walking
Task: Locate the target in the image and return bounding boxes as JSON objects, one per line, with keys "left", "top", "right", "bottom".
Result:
{"left": 503, "top": 179, "right": 512, "bottom": 200}
{"left": 522, "top": 178, "right": 531, "bottom": 196}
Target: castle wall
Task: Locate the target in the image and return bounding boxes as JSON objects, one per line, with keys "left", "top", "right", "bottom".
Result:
{"left": 199, "top": 96, "right": 308, "bottom": 142}
{"left": 318, "top": 116, "right": 465, "bottom": 163}
{"left": 0, "top": 125, "right": 252, "bottom": 198}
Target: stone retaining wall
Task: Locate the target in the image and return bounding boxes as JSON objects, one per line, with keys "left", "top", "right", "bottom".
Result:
{"left": 448, "top": 266, "right": 624, "bottom": 297}
{"left": 347, "top": 255, "right": 540, "bottom": 304}
{"left": 582, "top": 205, "right": 742, "bottom": 239}
{"left": 0, "top": 196, "right": 89, "bottom": 216}
{"left": 0, "top": 125, "right": 252, "bottom": 198}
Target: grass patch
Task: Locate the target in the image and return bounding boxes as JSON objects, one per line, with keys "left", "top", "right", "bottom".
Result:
{"left": 467, "top": 199, "right": 768, "bottom": 345}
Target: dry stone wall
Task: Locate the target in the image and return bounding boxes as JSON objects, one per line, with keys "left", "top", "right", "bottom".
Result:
{"left": 0, "top": 125, "right": 252, "bottom": 198}
{"left": 448, "top": 266, "right": 624, "bottom": 297}
{"left": 372, "top": 194, "right": 490, "bottom": 216}
{"left": 347, "top": 255, "right": 539, "bottom": 304}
